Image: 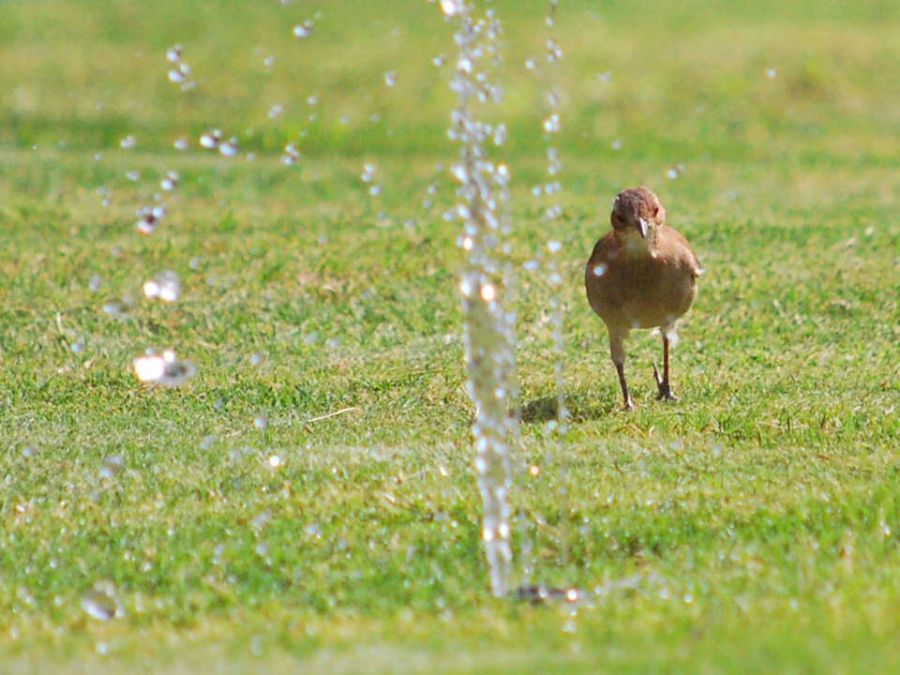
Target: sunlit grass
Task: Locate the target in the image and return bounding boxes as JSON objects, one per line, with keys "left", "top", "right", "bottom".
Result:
{"left": 0, "top": 0, "right": 898, "bottom": 672}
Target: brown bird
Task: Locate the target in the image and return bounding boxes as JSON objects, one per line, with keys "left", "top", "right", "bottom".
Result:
{"left": 585, "top": 187, "right": 702, "bottom": 410}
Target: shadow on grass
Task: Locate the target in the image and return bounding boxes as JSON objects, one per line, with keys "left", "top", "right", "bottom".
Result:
{"left": 521, "top": 393, "right": 616, "bottom": 424}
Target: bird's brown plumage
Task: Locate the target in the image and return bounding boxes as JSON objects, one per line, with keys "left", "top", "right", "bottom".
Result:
{"left": 584, "top": 187, "right": 702, "bottom": 409}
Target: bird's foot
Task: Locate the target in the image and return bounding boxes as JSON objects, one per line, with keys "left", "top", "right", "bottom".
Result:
{"left": 623, "top": 395, "right": 636, "bottom": 411}
{"left": 652, "top": 364, "right": 678, "bottom": 402}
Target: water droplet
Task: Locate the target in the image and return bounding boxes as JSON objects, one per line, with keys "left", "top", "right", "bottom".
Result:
{"left": 384, "top": 71, "right": 397, "bottom": 87}
{"left": 439, "top": 0, "right": 463, "bottom": 17}
{"left": 120, "top": 135, "right": 136, "bottom": 150}
{"left": 547, "top": 240, "right": 562, "bottom": 254}
{"left": 252, "top": 511, "right": 272, "bottom": 532}
{"left": 219, "top": 138, "right": 239, "bottom": 157}
{"left": 592, "top": 263, "right": 607, "bottom": 277}
{"left": 268, "top": 103, "right": 284, "bottom": 119}
{"left": 253, "top": 416, "right": 267, "bottom": 430}
{"left": 168, "top": 63, "right": 191, "bottom": 84}
{"left": 166, "top": 45, "right": 183, "bottom": 63}
{"left": 102, "top": 301, "right": 128, "bottom": 317}
{"left": 456, "top": 56, "right": 473, "bottom": 74}
{"left": 267, "top": 455, "right": 283, "bottom": 468}
{"left": 542, "top": 113, "right": 561, "bottom": 133}
{"left": 173, "top": 137, "right": 189, "bottom": 151}
{"left": 82, "top": 583, "right": 123, "bottom": 621}
{"left": 199, "top": 129, "right": 222, "bottom": 149}
{"left": 99, "top": 454, "right": 124, "bottom": 479}
{"left": 133, "top": 351, "right": 196, "bottom": 386}
{"left": 160, "top": 170, "right": 179, "bottom": 191}
{"left": 544, "top": 206, "right": 563, "bottom": 220}
{"left": 282, "top": 143, "right": 301, "bottom": 166}
{"left": 766, "top": 68, "right": 777, "bottom": 78}
{"left": 143, "top": 270, "right": 181, "bottom": 302}
{"left": 293, "top": 21, "right": 314, "bottom": 38}
{"left": 451, "top": 164, "right": 468, "bottom": 183}
{"left": 611, "top": 139, "right": 623, "bottom": 151}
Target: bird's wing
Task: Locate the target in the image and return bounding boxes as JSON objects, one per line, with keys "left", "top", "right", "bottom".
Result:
{"left": 588, "top": 231, "right": 620, "bottom": 266}
{"left": 660, "top": 225, "right": 703, "bottom": 278}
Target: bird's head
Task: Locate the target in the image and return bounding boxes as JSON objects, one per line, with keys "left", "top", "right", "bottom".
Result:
{"left": 610, "top": 187, "right": 665, "bottom": 247}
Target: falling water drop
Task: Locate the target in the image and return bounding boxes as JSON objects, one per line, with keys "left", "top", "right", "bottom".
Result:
{"left": 293, "top": 21, "right": 314, "bottom": 38}
{"left": 440, "top": 0, "right": 464, "bottom": 17}
{"left": 219, "top": 138, "right": 239, "bottom": 157}
{"left": 82, "top": 582, "right": 124, "bottom": 621}
{"left": 542, "top": 113, "right": 561, "bottom": 133}
{"left": 200, "top": 129, "right": 222, "bottom": 149}
{"left": 133, "top": 350, "right": 196, "bottom": 386}
{"left": 160, "top": 170, "right": 179, "bottom": 191}
{"left": 142, "top": 271, "right": 181, "bottom": 303}
{"left": 166, "top": 45, "right": 183, "bottom": 63}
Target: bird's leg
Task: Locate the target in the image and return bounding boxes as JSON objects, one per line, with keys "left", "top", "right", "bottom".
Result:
{"left": 610, "top": 333, "right": 634, "bottom": 410}
{"left": 615, "top": 362, "right": 635, "bottom": 410}
{"left": 654, "top": 333, "right": 678, "bottom": 401}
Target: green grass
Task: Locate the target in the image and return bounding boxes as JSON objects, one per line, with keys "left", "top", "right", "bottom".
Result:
{"left": 1, "top": 0, "right": 898, "bottom": 672}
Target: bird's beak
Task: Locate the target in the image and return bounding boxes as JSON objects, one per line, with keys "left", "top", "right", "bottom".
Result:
{"left": 636, "top": 218, "right": 650, "bottom": 239}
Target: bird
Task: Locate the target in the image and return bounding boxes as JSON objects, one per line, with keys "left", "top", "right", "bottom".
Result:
{"left": 584, "top": 187, "right": 702, "bottom": 410}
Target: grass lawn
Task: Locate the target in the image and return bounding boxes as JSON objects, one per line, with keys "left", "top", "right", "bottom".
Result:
{"left": 0, "top": 0, "right": 897, "bottom": 672}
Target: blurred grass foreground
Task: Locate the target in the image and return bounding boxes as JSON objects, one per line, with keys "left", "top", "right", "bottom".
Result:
{"left": 0, "top": 1, "right": 898, "bottom": 673}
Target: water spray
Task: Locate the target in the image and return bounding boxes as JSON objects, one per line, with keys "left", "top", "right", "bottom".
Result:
{"left": 442, "top": 0, "right": 517, "bottom": 598}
